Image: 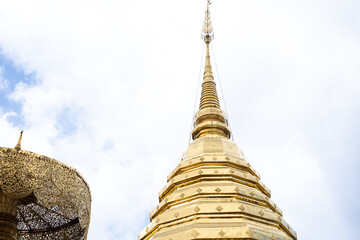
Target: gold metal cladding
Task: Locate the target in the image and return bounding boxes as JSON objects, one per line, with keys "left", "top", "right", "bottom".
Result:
{"left": 0, "top": 147, "right": 91, "bottom": 239}
{"left": 138, "top": 138, "right": 297, "bottom": 240}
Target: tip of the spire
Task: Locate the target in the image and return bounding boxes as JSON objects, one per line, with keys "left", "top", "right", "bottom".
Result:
{"left": 14, "top": 130, "right": 23, "bottom": 151}
{"left": 201, "top": 0, "right": 214, "bottom": 44}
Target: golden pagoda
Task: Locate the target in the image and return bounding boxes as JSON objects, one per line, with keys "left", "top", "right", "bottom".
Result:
{"left": 0, "top": 131, "right": 91, "bottom": 239}
{"left": 138, "top": 2, "right": 297, "bottom": 239}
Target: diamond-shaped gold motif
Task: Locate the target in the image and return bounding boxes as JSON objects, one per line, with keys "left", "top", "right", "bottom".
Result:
{"left": 259, "top": 210, "right": 264, "bottom": 216}
{"left": 219, "top": 230, "right": 225, "bottom": 236}
{"left": 200, "top": 157, "right": 204, "bottom": 161}
{"left": 198, "top": 170, "right": 203, "bottom": 174}
{"left": 250, "top": 192, "right": 255, "bottom": 196}
{"left": 215, "top": 187, "right": 221, "bottom": 193}
{"left": 225, "top": 156, "right": 230, "bottom": 160}
{"left": 180, "top": 193, "right": 185, "bottom": 198}
{"left": 239, "top": 205, "right": 245, "bottom": 211}
{"left": 196, "top": 188, "right": 202, "bottom": 193}
{"left": 194, "top": 206, "right": 200, "bottom": 212}
{"left": 214, "top": 170, "right": 219, "bottom": 174}
{"left": 192, "top": 230, "right": 200, "bottom": 237}
{"left": 234, "top": 186, "right": 239, "bottom": 192}
{"left": 156, "top": 218, "right": 160, "bottom": 223}
{"left": 229, "top": 169, "right": 234, "bottom": 174}
{"left": 174, "top": 212, "right": 179, "bottom": 218}
{"left": 216, "top": 205, "right": 223, "bottom": 212}
{"left": 213, "top": 157, "right": 217, "bottom": 160}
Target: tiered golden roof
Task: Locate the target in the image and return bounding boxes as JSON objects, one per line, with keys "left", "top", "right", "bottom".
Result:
{"left": 138, "top": 1, "right": 296, "bottom": 240}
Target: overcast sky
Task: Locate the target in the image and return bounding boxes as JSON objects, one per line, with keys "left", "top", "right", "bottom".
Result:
{"left": 0, "top": 0, "right": 359, "bottom": 239}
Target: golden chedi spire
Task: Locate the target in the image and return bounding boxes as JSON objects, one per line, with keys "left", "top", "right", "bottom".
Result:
{"left": 138, "top": 1, "right": 296, "bottom": 240}
{"left": 192, "top": 0, "right": 231, "bottom": 140}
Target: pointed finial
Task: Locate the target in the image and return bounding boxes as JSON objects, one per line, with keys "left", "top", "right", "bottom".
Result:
{"left": 14, "top": 130, "right": 23, "bottom": 151}
{"left": 201, "top": 0, "right": 214, "bottom": 44}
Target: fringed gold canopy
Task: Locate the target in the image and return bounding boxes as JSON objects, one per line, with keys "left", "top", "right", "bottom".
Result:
{"left": 0, "top": 146, "right": 91, "bottom": 240}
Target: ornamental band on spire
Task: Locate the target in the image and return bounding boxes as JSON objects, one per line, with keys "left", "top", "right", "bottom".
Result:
{"left": 201, "top": 0, "right": 214, "bottom": 44}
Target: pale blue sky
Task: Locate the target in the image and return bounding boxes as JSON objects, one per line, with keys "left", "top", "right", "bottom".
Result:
{"left": 0, "top": 0, "right": 359, "bottom": 239}
{"left": 0, "top": 55, "right": 29, "bottom": 125}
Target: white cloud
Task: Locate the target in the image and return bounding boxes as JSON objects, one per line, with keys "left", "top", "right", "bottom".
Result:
{"left": 0, "top": 0, "right": 359, "bottom": 239}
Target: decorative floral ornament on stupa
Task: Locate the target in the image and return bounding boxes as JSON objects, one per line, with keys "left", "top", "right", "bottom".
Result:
{"left": 0, "top": 131, "right": 91, "bottom": 239}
